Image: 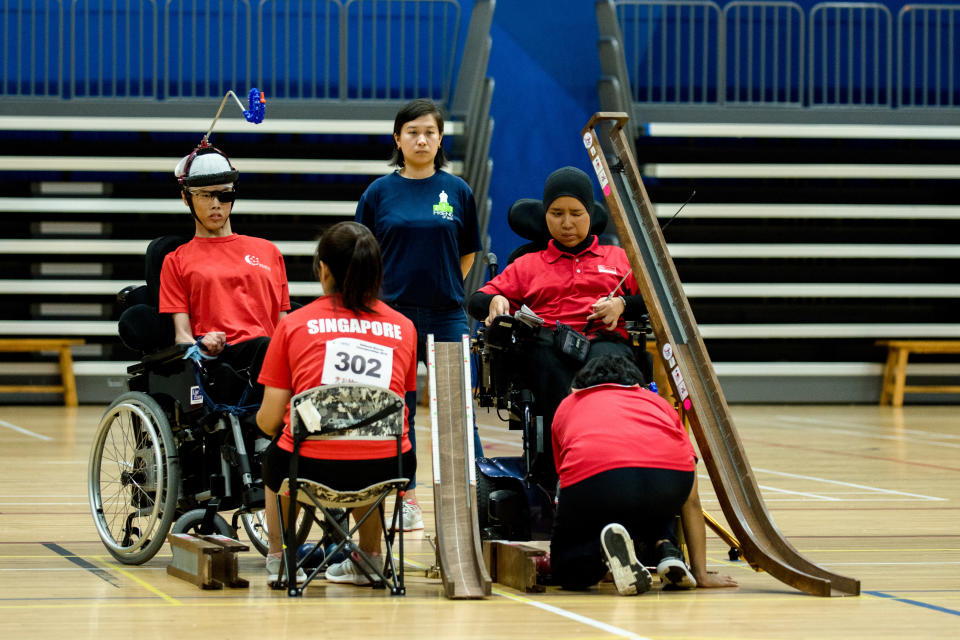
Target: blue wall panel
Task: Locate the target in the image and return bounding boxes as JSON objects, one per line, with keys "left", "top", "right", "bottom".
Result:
{"left": 484, "top": 0, "right": 603, "bottom": 265}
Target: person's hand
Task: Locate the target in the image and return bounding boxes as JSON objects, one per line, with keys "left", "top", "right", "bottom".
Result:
{"left": 587, "top": 296, "right": 625, "bottom": 330}
{"left": 485, "top": 295, "right": 510, "bottom": 326}
{"left": 694, "top": 570, "right": 738, "bottom": 588}
{"left": 200, "top": 331, "right": 227, "bottom": 356}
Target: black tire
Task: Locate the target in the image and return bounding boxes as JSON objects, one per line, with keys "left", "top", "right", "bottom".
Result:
{"left": 476, "top": 468, "right": 495, "bottom": 538}
{"left": 240, "top": 506, "right": 315, "bottom": 556}
{"left": 88, "top": 392, "right": 181, "bottom": 565}
{"left": 171, "top": 509, "right": 235, "bottom": 537}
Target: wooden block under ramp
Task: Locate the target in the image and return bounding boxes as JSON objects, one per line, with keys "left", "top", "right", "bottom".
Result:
{"left": 166, "top": 533, "right": 250, "bottom": 590}
{"left": 483, "top": 541, "right": 546, "bottom": 593}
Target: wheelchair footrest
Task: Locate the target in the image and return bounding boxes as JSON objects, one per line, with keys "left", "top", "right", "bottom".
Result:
{"left": 166, "top": 533, "right": 250, "bottom": 590}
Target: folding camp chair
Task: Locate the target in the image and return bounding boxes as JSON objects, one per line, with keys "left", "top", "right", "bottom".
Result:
{"left": 275, "top": 383, "right": 408, "bottom": 596}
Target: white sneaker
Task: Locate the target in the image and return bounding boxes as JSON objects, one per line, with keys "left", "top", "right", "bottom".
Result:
{"left": 324, "top": 556, "right": 380, "bottom": 586}
{"left": 266, "top": 554, "right": 307, "bottom": 584}
{"left": 600, "top": 523, "right": 652, "bottom": 596}
{"left": 656, "top": 540, "right": 697, "bottom": 589}
{"left": 400, "top": 499, "right": 424, "bottom": 531}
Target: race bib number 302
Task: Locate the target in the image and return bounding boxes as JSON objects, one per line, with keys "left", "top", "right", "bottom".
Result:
{"left": 321, "top": 338, "right": 394, "bottom": 389}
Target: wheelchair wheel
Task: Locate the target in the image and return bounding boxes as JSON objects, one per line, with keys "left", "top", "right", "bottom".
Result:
{"left": 240, "top": 506, "right": 315, "bottom": 556}
{"left": 88, "top": 391, "right": 180, "bottom": 565}
{"left": 172, "top": 509, "right": 235, "bottom": 537}
{"left": 476, "top": 470, "right": 494, "bottom": 535}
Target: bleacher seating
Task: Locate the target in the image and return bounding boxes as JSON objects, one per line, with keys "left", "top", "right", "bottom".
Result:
{"left": 0, "top": 0, "right": 496, "bottom": 404}
{"left": 593, "top": 123, "right": 960, "bottom": 403}
{"left": 595, "top": 0, "right": 960, "bottom": 402}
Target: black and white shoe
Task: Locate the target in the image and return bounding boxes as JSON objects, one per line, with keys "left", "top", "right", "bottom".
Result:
{"left": 656, "top": 540, "right": 697, "bottom": 589}
{"left": 600, "top": 523, "right": 652, "bottom": 596}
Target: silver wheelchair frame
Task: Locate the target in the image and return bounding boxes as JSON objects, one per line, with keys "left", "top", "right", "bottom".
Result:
{"left": 87, "top": 343, "right": 313, "bottom": 564}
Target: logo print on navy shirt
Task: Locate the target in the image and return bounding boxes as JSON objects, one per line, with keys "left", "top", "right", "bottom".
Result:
{"left": 433, "top": 190, "right": 454, "bottom": 221}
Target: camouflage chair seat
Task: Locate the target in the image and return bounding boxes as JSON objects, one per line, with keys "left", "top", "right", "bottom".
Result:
{"left": 275, "top": 383, "right": 407, "bottom": 597}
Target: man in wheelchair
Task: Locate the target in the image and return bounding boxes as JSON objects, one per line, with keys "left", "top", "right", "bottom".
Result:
{"left": 160, "top": 141, "right": 291, "bottom": 405}
{"left": 117, "top": 140, "right": 290, "bottom": 402}
{"left": 89, "top": 141, "right": 296, "bottom": 566}
{"left": 467, "top": 166, "right": 652, "bottom": 501}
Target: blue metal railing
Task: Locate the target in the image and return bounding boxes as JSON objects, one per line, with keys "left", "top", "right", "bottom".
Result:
{"left": 617, "top": 0, "right": 722, "bottom": 104}
{"left": 810, "top": 3, "right": 892, "bottom": 107}
{"left": 726, "top": 1, "right": 804, "bottom": 105}
{"left": 0, "top": 0, "right": 460, "bottom": 101}
{"left": 605, "top": 0, "right": 960, "bottom": 109}
{"left": 1, "top": 0, "right": 64, "bottom": 97}
{"left": 899, "top": 3, "right": 960, "bottom": 107}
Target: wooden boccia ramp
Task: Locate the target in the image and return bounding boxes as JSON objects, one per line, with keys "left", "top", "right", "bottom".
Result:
{"left": 427, "top": 336, "right": 492, "bottom": 599}
{"left": 581, "top": 113, "right": 860, "bottom": 598}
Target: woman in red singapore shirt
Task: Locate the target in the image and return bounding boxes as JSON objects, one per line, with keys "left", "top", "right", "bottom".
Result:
{"left": 256, "top": 222, "right": 417, "bottom": 587}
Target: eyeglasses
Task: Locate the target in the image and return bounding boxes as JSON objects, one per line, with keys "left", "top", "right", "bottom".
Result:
{"left": 190, "top": 189, "right": 237, "bottom": 203}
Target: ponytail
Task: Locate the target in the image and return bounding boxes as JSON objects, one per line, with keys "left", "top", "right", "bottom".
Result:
{"left": 315, "top": 222, "right": 382, "bottom": 313}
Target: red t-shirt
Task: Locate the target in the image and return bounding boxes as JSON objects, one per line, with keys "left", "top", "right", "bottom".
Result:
{"left": 258, "top": 296, "right": 417, "bottom": 460}
{"left": 159, "top": 234, "right": 290, "bottom": 343}
{"left": 551, "top": 383, "right": 697, "bottom": 488}
{"left": 477, "top": 237, "right": 637, "bottom": 338}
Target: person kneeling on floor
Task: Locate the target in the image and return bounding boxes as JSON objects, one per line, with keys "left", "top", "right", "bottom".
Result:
{"left": 549, "top": 353, "right": 738, "bottom": 595}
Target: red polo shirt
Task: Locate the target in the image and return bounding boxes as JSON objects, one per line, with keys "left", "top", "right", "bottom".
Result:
{"left": 551, "top": 383, "right": 697, "bottom": 489}
{"left": 477, "top": 237, "right": 637, "bottom": 338}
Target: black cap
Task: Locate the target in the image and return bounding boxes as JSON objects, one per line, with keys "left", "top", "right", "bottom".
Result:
{"left": 542, "top": 166, "right": 594, "bottom": 211}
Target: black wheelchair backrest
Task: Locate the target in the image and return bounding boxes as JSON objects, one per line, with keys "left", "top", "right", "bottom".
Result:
{"left": 146, "top": 235, "right": 190, "bottom": 307}
{"left": 505, "top": 198, "right": 611, "bottom": 264}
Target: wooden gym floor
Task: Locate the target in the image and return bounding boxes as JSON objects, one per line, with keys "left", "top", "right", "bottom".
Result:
{"left": 0, "top": 402, "right": 957, "bottom": 639}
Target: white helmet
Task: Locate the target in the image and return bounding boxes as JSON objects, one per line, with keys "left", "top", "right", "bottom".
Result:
{"left": 175, "top": 146, "right": 239, "bottom": 188}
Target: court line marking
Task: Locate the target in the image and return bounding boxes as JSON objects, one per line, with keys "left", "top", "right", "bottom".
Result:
{"left": 723, "top": 498, "right": 948, "bottom": 503}
{"left": 754, "top": 484, "right": 841, "bottom": 501}
{"left": 753, "top": 468, "right": 946, "bottom": 501}
{"left": 401, "top": 554, "right": 649, "bottom": 638}
{"left": 0, "top": 419, "right": 52, "bottom": 441}
{"left": 0, "top": 502, "right": 89, "bottom": 506}
{"left": 741, "top": 436, "right": 960, "bottom": 472}
{"left": 866, "top": 590, "right": 960, "bottom": 617}
{"left": 825, "top": 561, "right": 960, "bottom": 566}
{"left": 0, "top": 494, "right": 87, "bottom": 498}
{"left": 41, "top": 542, "right": 120, "bottom": 588}
{"left": 774, "top": 415, "right": 960, "bottom": 442}
{"left": 493, "top": 588, "right": 654, "bottom": 640}
{"left": 99, "top": 559, "right": 181, "bottom": 605}
{"left": 748, "top": 414, "right": 960, "bottom": 450}
{"left": 697, "top": 471, "right": 945, "bottom": 503}
{"left": 41, "top": 544, "right": 179, "bottom": 604}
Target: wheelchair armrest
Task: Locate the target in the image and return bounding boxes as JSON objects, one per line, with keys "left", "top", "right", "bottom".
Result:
{"left": 116, "top": 284, "right": 148, "bottom": 310}
{"left": 127, "top": 343, "right": 190, "bottom": 376}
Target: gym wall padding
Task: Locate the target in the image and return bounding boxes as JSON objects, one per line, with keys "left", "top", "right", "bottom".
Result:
{"left": 484, "top": 0, "right": 604, "bottom": 265}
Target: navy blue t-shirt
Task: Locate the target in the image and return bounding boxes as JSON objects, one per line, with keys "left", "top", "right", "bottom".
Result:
{"left": 355, "top": 170, "right": 481, "bottom": 308}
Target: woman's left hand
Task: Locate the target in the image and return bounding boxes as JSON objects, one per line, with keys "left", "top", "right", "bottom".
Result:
{"left": 694, "top": 570, "right": 739, "bottom": 589}
{"left": 587, "top": 296, "right": 625, "bottom": 331}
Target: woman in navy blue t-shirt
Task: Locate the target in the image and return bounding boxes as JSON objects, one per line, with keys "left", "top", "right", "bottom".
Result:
{"left": 355, "top": 98, "right": 482, "bottom": 530}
